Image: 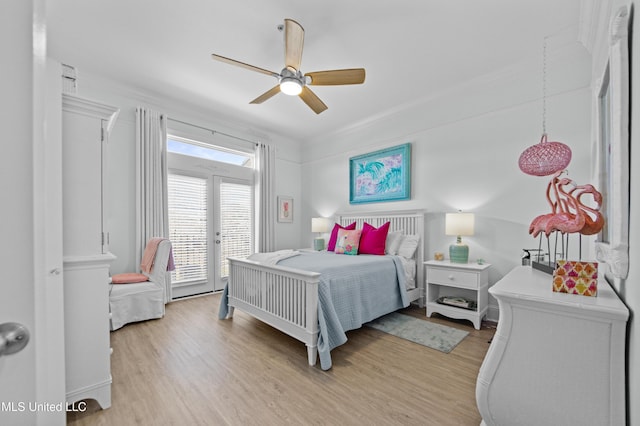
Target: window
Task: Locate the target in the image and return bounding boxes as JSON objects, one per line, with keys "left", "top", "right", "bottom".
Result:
{"left": 167, "top": 136, "right": 253, "bottom": 167}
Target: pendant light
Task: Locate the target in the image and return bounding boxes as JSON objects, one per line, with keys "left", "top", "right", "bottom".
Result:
{"left": 518, "top": 37, "right": 572, "bottom": 176}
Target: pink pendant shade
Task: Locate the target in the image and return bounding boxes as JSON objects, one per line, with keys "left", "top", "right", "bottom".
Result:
{"left": 518, "top": 134, "right": 572, "bottom": 176}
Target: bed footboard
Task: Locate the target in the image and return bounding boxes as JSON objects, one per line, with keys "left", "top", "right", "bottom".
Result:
{"left": 226, "top": 257, "right": 321, "bottom": 365}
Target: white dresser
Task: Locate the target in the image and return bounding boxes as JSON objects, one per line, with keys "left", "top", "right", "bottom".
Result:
{"left": 62, "top": 94, "right": 119, "bottom": 409}
{"left": 476, "top": 266, "right": 629, "bottom": 426}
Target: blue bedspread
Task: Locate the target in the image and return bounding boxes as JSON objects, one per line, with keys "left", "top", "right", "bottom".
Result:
{"left": 219, "top": 251, "right": 408, "bottom": 370}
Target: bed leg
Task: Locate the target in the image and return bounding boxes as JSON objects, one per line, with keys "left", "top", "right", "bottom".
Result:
{"left": 307, "top": 345, "right": 317, "bottom": 366}
{"left": 226, "top": 306, "right": 235, "bottom": 319}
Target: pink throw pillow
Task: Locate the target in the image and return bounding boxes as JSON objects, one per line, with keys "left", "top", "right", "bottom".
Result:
{"left": 327, "top": 222, "right": 356, "bottom": 251}
{"left": 359, "top": 221, "right": 391, "bottom": 255}
{"left": 111, "top": 272, "right": 149, "bottom": 284}
{"left": 334, "top": 229, "right": 362, "bottom": 255}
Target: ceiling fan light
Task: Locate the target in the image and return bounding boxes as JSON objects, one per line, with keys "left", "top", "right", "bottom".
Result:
{"left": 280, "top": 78, "right": 302, "bottom": 96}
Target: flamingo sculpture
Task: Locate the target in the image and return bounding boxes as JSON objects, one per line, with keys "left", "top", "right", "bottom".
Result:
{"left": 528, "top": 172, "right": 605, "bottom": 266}
{"left": 529, "top": 171, "right": 564, "bottom": 238}
{"left": 544, "top": 177, "right": 586, "bottom": 236}
{"left": 568, "top": 184, "right": 605, "bottom": 235}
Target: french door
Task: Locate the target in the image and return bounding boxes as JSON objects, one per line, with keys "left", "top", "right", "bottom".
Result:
{"left": 214, "top": 176, "right": 254, "bottom": 287}
{"left": 168, "top": 172, "right": 253, "bottom": 298}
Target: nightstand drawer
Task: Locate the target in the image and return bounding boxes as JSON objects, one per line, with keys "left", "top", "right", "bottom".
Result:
{"left": 428, "top": 268, "right": 479, "bottom": 289}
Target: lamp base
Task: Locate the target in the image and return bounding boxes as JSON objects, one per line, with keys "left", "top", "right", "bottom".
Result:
{"left": 449, "top": 243, "right": 469, "bottom": 263}
{"left": 313, "top": 238, "right": 325, "bottom": 251}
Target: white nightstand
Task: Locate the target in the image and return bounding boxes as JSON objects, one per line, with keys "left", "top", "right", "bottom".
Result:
{"left": 424, "top": 260, "right": 490, "bottom": 330}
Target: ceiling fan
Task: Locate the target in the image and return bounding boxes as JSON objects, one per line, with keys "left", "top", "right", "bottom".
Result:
{"left": 211, "top": 18, "right": 365, "bottom": 114}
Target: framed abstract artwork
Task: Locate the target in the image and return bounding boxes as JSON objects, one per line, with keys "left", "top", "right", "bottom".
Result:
{"left": 277, "top": 196, "right": 293, "bottom": 223}
{"left": 349, "top": 143, "right": 411, "bottom": 204}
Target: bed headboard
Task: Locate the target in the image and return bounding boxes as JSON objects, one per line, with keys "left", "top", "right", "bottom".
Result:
{"left": 336, "top": 210, "right": 425, "bottom": 304}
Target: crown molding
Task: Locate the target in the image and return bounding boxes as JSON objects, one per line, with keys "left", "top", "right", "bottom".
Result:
{"left": 62, "top": 93, "right": 120, "bottom": 133}
{"left": 578, "top": 0, "right": 598, "bottom": 53}
{"left": 578, "top": 0, "right": 615, "bottom": 55}
{"left": 75, "top": 71, "right": 279, "bottom": 144}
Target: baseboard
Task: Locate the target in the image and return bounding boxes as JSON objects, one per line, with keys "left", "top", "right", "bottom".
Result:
{"left": 487, "top": 303, "right": 500, "bottom": 323}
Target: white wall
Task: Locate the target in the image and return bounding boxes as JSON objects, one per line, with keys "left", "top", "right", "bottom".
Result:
{"left": 300, "top": 37, "right": 593, "bottom": 321}
{"left": 69, "top": 73, "right": 303, "bottom": 274}
{"left": 273, "top": 156, "right": 302, "bottom": 249}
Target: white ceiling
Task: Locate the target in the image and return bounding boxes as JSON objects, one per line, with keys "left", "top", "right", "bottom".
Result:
{"left": 47, "top": 0, "right": 583, "bottom": 142}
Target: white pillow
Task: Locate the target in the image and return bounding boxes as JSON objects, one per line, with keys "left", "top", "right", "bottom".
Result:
{"left": 385, "top": 231, "right": 403, "bottom": 255}
{"left": 397, "top": 234, "right": 420, "bottom": 259}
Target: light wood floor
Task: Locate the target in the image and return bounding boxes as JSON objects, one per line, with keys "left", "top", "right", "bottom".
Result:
{"left": 68, "top": 293, "right": 495, "bottom": 426}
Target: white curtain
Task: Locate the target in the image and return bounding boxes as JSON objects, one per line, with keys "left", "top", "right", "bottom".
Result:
{"left": 256, "top": 143, "right": 276, "bottom": 252}
{"left": 135, "top": 107, "right": 172, "bottom": 302}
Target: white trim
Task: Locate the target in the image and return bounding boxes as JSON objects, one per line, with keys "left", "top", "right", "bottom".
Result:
{"left": 63, "top": 252, "right": 117, "bottom": 269}
{"left": 594, "top": 6, "right": 630, "bottom": 279}
{"left": 578, "top": 0, "right": 604, "bottom": 53}
{"left": 62, "top": 94, "right": 119, "bottom": 134}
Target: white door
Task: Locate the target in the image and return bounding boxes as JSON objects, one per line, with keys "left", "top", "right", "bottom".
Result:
{"left": 213, "top": 176, "right": 254, "bottom": 290}
{"left": 0, "top": 2, "right": 66, "bottom": 425}
{"left": 168, "top": 174, "right": 254, "bottom": 296}
{"left": 168, "top": 172, "right": 215, "bottom": 298}
{"left": 166, "top": 135, "right": 255, "bottom": 298}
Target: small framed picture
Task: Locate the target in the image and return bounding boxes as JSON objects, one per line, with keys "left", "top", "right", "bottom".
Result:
{"left": 277, "top": 196, "right": 293, "bottom": 223}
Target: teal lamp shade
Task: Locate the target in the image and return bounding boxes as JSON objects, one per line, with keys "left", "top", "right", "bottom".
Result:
{"left": 445, "top": 212, "right": 475, "bottom": 263}
{"left": 312, "top": 217, "right": 330, "bottom": 251}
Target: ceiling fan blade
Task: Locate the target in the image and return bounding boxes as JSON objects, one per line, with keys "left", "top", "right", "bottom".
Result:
{"left": 305, "top": 68, "right": 366, "bottom": 86}
{"left": 211, "top": 54, "right": 279, "bottom": 78}
{"left": 284, "top": 19, "right": 304, "bottom": 71}
{"left": 250, "top": 85, "right": 281, "bottom": 104}
{"left": 299, "top": 87, "right": 328, "bottom": 114}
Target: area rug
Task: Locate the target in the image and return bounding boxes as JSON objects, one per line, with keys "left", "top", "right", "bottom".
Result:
{"left": 366, "top": 312, "right": 468, "bottom": 353}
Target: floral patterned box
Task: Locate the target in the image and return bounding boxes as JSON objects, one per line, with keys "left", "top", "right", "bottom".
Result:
{"left": 552, "top": 260, "right": 598, "bottom": 297}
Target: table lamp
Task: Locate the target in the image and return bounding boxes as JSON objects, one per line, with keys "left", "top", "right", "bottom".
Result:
{"left": 311, "top": 217, "right": 330, "bottom": 251}
{"left": 445, "top": 212, "right": 475, "bottom": 263}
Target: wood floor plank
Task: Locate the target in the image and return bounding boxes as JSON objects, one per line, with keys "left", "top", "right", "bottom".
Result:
{"left": 67, "top": 293, "right": 495, "bottom": 425}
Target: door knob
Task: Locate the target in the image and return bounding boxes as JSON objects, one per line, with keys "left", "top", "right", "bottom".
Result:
{"left": 0, "top": 322, "right": 30, "bottom": 357}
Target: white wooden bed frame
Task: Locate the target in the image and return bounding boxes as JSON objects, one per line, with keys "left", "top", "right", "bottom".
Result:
{"left": 224, "top": 210, "right": 425, "bottom": 366}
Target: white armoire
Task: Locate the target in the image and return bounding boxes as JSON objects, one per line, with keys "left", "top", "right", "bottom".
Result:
{"left": 62, "top": 94, "right": 119, "bottom": 409}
